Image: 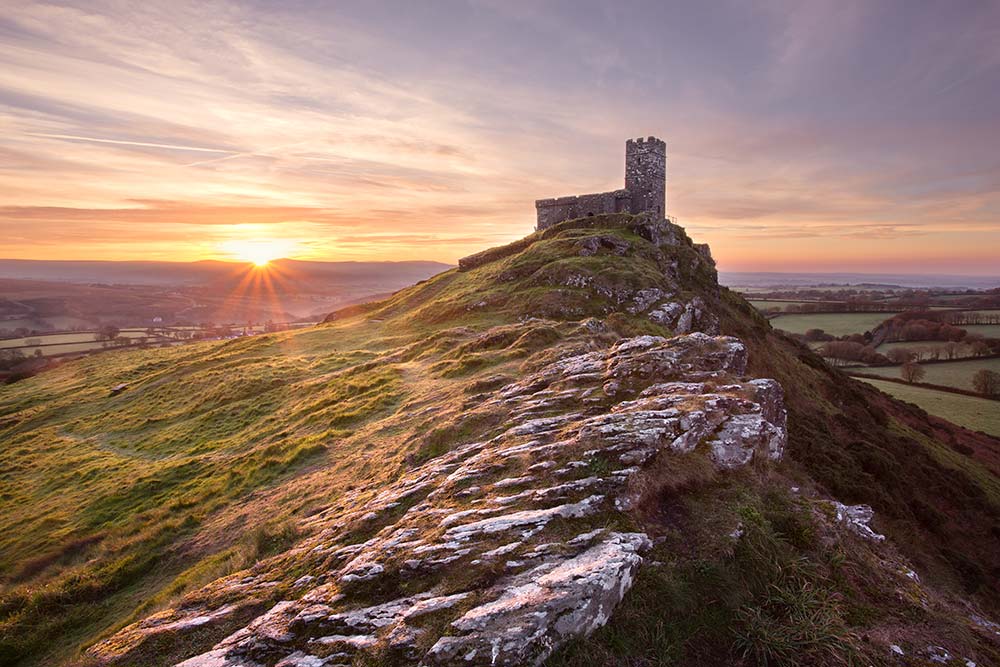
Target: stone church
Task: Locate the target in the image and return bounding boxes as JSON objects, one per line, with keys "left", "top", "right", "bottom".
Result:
{"left": 535, "top": 136, "right": 666, "bottom": 230}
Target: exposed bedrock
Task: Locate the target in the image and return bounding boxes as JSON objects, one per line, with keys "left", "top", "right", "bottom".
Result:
{"left": 91, "top": 332, "right": 788, "bottom": 667}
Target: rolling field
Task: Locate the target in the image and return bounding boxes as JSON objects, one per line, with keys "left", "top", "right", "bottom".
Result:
{"left": 0, "top": 330, "right": 172, "bottom": 357}
{"left": 877, "top": 340, "right": 959, "bottom": 353}
{"left": 875, "top": 340, "right": 983, "bottom": 360}
{"left": 861, "top": 357, "right": 1000, "bottom": 391}
{"left": 0, "top": 329, "right": 154, "bottom": 348}
{"left": 857, "top": 378, "right": 1000, "bottom": 437}
{"left": 747, "top": 299, "right": 844, "bottom": 311}
{"left": 963, "top": 324, "right": 1000, "bottom": 338}
{"left": 770, "top": 311, "right": 897, "bottom": 336}
{"left": 0, "top": 316, "right": 94, "bottom": 330}
{"left": 1, "top": 324, "right": 315, "bottom": 359}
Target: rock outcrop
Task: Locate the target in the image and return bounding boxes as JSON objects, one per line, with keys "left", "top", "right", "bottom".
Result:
{"left": 91, "top": 330, "right": 788, "bottom": 667}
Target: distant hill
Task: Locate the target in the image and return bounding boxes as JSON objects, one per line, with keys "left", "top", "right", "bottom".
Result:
{"left": 0, "top": 258, "right": 452, "bottom": 287}
{"left": 721, "top": 271, "right": 1000, "bottom": 290}
{"left": 0, "top": 259, "right": 452, "bottom": 327}
{"left": 1, "top": 215, "right": 998, "bottom": 667}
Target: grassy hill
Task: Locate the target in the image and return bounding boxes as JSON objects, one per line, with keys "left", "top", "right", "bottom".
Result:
{"left": 1, "top": 214, "right": 998, "bottom": 667}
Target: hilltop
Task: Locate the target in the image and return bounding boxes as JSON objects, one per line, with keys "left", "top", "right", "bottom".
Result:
{"left": 1, "top": 214, "right": 998, "bottom": 667}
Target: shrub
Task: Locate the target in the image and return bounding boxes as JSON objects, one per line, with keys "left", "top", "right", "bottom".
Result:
{"left": 900, "top": 361, "right": 925, "bottom": 384}
{"left": 972, "top": 369, "right": 1000, "bottom": 397}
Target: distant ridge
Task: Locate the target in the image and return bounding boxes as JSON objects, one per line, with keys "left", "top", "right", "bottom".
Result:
{"left": 0, "top": 258, "right": 453, "bottom": 286}
{"left": 721, "top": 271, "right": 1000, "bottom": 290}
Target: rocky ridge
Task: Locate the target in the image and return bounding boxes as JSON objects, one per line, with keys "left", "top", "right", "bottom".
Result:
{"left": 94, "top": 327, "right": 788, "bottom": 666}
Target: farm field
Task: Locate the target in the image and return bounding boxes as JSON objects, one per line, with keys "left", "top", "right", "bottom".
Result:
{"left": 0, "top": 324, "right": 315, "bottom": 358}
{"left": 861, "top": 357, "right": 1000, "bottom": 391}
{"left": 2, "top": 340, "right": 177, "bottom": 357}
{"left": 877, "top": 340, "right": 959, "bottom": 353}
{"left": 0, "top": 315, "right": 95, "bottom": 330}
{"left": 747, "top": 299, "right": 845, "bottom": 310}
{"left": 0, "top": 329, "right": 156, "bottom": 349}
{"left": 770, "top": 312, "right": 897, "bottom": 336}
{"left": 857, "top": 378, "right": 1000, "bottom": 437}
{"left": 875, "top": 340, "right": 984, "bottom": 360}
{"left": 963, "top": 324, "right": 1000, "bottom": 338}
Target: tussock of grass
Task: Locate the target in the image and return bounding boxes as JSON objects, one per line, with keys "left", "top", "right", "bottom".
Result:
{"left": 549, "top": 491, "right": 863, "bottom": 667}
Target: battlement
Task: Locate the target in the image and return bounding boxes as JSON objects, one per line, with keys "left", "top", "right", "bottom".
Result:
{"left": 626, "top": 136, "right": 666, "bottom": 147}
{"left": 535, "top": 137, "right": 667, "bottom": 231}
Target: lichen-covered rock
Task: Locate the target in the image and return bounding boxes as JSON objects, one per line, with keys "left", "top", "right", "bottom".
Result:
{"left": 649, "top": 296, "right": 720, "bottom": 334}
{"left": 831, "top": 502, "right": 885, "bottom": 542}
{"left": 424, "top": 532, "right": 650, "bottom": 666}
{"left": 576, "top": 235, "right": 630, "bottom": 257}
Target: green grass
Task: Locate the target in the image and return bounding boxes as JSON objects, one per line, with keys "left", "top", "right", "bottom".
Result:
{"left": 769, "top": 312, "right": 897, "bottom": 336}
{"left": 0, "top": 327, "right": 413, "bottom": 665}
{"left": 963, "top": 324, "right": 1000, "bottom": 338}
{"left": 747, "top": 300, "right": 843, "bottom": 311}
{"left": 0, "top": 329, "right": 159, "bottom": 348}
{"left": 0, "top": 330, "right": 178, "bottom": 358}
{"left": 861, "top": 357, "right": 1000, "bottom": 391}
{"left": 856, "top": 378, "right": 1000, "bottom": 436}
{"left": 0, "top": 316, "right": 94, "bottom": 331}
{"left": 876, "top": 340, "right": 969, "bottom": 353}
{"left": 549, "top": 488, "right": 869, "bottom": 667}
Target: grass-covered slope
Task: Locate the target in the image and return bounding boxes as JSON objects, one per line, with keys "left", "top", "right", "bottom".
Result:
{"left": 0, "top": 214, "right": 997, "bottom": 667}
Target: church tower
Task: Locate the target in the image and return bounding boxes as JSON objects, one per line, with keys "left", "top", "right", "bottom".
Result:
{"left": 625, "top": 136, "right": 666, "bottom": 217}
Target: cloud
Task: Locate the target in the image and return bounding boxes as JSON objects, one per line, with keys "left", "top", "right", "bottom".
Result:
{"left": 0, "top": 0, "right": 996, "bottom": 273}
{"left": 24, "top": 132, "right": 236, "bottom": 154}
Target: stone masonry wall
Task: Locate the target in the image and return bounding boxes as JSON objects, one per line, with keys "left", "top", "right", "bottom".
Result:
{"left": 535, "top": 189, "right": 630, "bottom": 230}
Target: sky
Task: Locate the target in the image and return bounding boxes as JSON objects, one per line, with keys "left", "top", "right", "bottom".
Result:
{"left": 0, "top": 0, "right": 998, "bottom": 274}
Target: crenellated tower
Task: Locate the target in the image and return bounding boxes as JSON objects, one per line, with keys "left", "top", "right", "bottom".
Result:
{"left": 625, "top": 136, "right": 666, "bottom": 218}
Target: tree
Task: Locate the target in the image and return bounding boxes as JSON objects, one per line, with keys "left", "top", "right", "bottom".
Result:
{"left": 970, "top": 341, "right": 991, "bottom": 357}
{"left": 95, "top": 324, "right": 120, "bottom": 342}
{"left": 804, "top": 328, "right": 833, "bottom": 342}
{"left": 0, "top": 348, "right": 25, "bottom": 370}
{"left": 901, "top": 361, "right": 925, "bottom": 384}
{"left": 886, "top": 347, "right": 916, "bottom": 364}
{"left": 972, "top": 369, "right": 1000, "bottom": 397}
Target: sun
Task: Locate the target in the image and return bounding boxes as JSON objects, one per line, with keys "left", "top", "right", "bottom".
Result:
{"left": 220, "top": 239, "right": 297, "bottom": 267}
{"left": 249, "top": 252, "right": 272, "bottom": 267}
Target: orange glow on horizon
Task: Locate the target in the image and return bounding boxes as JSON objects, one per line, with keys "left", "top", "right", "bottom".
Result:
{"left": 219, "top": 237, "right": 301, "bottom": 267}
